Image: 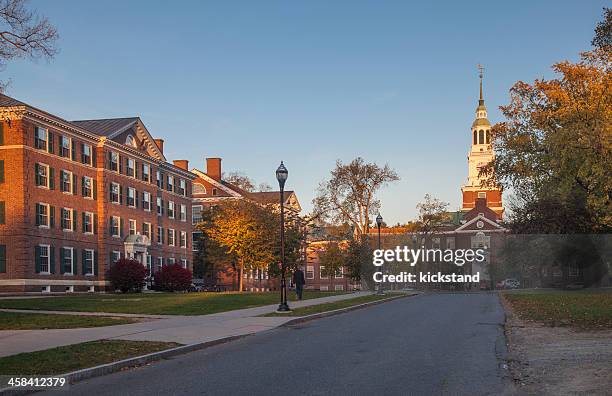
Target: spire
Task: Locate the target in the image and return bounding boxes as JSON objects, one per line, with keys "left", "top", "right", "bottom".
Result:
{"left": 478, "top": 64, "right": 484, "bottom": 106}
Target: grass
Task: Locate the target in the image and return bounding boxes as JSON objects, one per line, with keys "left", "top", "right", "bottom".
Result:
{"left": 502, "top": 289, "right": 612, "bottom": 330}
{"left": 0, "top": 311, "right": 136, "bottom": 330}
{"left": 0, "top": 291, "right": 344, "bottom": 316}
{"left": 263, "top": 293, "right": 404, "bottom": 317}
{"left": 0, "top": 340, "right": 181, "bottom": 375}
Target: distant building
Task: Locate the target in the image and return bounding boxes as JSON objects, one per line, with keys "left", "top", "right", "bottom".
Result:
{"left": 0, "top": 94, "right": 195, "bottom": 293}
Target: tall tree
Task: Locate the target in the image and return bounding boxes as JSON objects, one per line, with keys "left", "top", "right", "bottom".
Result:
{"left": 224, "top": 172, "right": 256, "bottom": 192}
{"left": 313, "top": 157, "right": 399, "bottom": 237}
{"left": 415, "top": 194, "right": 450, "bottom": 238}
{"left": 318, "top": 241, "right": 345, "bottom": 290}
{"left": 0, "top": 0, "right": 58, "bottom": 90}
{"left": 592, "top": 7, "right": 611, "bottom": 51}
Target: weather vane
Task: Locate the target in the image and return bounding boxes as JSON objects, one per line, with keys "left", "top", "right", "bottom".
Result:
{"left": 477, "top": 63, "right": 484, "bottom": 79}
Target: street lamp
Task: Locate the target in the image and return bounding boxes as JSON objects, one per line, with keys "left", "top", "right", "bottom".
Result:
{"left": 376, "top": 213, "right": 384, "bottom": 295}
{"left": 276, "top": 161, "right": 290, "bottom": 312}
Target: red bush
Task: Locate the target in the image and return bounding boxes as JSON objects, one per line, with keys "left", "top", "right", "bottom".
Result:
{"left": 108, "top": 258, "right": 147, "bottom": 293}
{"left": 155, "top": 264, "right": 193, "bottom": 292}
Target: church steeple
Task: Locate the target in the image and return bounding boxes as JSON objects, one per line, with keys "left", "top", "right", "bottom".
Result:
{"left": 475, "top": 64, "right": 489, "bottom": 121}
{"left": 478, "top": 64, "right": 484, "bottom": 105}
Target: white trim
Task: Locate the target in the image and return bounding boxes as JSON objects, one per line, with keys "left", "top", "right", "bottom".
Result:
{"left": 191, "top": 169, "right": 242, "bottom": 198}
{"left": 455, "top": 214, "right": 503, "bottom": 232}
{"left": 0, "top": 279, "right": 109, "bottom": 286}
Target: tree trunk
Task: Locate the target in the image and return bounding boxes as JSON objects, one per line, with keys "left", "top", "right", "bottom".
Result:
{"left": 239, "top": 258, "right": 244, "bottom": 292}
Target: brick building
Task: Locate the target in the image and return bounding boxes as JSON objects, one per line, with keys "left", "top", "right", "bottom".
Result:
{"left": 304, "top": 241, "right": 361, "bottom": 292}
{"left": 0, "top": 94, "right": 195, "bottom": 293}
{"left": 190, "top": 157, "right": 301, "bottom": 291}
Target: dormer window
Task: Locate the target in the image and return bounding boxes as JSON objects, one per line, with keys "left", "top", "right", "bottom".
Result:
{"left": 126, "top": 135, "right": 137, "bottom": 148}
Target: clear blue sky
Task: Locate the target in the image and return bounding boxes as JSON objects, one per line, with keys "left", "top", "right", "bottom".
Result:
{"left": 6, "top": 1, "right": 607, "bottom": 224}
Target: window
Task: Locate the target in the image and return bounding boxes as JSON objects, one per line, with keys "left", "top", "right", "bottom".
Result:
{"left": 180, "top": 231, "right": 187, "bottom": 249}
{"left": 168, "top": 201, "right": 175, "bottom": 219}
{"left": 84, "top": 249, "right": 94, "bottom": 275}
{"left": 126, "top": 135, "right": 137, "bottom": 147}
{"left": 36, "top": 203, "right": 50, "bottom": 227}
{"left": 212, "top": 188, "right": 218, "bottom": 196}
{"left": 109, "top": 151, "right": 119, "bottom": 172}
{"left": 35, "top": 163, "right": 50, "bottom": 188}
{"left": 180, "top": 204, "right": 187, "bottom": 222}
{"left": 143, "top": 222, "right": 152, "bottom": 240}
{"left": 61, "top": 208, "right": 74, "bottom": 231}
{"left": 111, "top": 251, "right": 121, "bottom": 265}
{"left": 179, "top": 179, "right": 186, "bottom": 196}
{"left": 479, "top": 130, "right": 485, "bottom": 145}
{"left": 167, "top": 175, "right": 174, "bottom": 192}
{"left": 478, "top": 191, "right": 486, "bottom": 198}
{"left": 142, "top": 163, "right": 150, "bottom": 182}
{"left": 0, "top": 245, "right": 6, "bottom": 273}
{"left": 82, "top": 176, "right": 93, "bottom": 198}
{"left": 157, "top": 226, "right": 163, "bottom": 244}
{"left": 473, "top": 130, "right": 477, "bottom": 145}
{"left": 129, "top": 219, "right": 136, "bottom": 235}
{"left": 181, "top": 259, "right": 187, "bottom": 269}
{"left": 168, "top": 229, "right": 175, "bottom": 246}
{"left": 142, "top": 191, "right": 151, "bottom": 211}
{"left": 127, "top": 187, "right": 136, "bottom": 207}
{"left": 35, "top": 127, "right": 48, "bottom": 150}
{"left": 83, "top": 212, "right": 94, "bottom": 234}
{"left": 168, "top": 257, "right": 176, "bottom": 265}
{"left": 110, "top": 216, "right": 120, "bottom": 237}
{"left": 60, "top": 170, "right": 73, "bottom": 194}
{"left": 446, "top": 237, "right": 456, "bottom": 250}
{"left": 60, "top": 136, "right": 71, "bottom": 158}
{"left": 192, "top": 205, "right": 203, "bottom": 225}
{"left": 320, "top": 266, "right": 328, "bottom": 279}
{"left": 306, "top": 266, "right": 314, "bottom": 279}
{"left": 569, "top": 263, "right": 579, "bottom": 277}
{"left": 127, "top": 158, "right": 135, "bottom": 177}
{"left": 156, "top": 170, "right": 162, "bottom": 188}
{"left": 432, "top": 237, "right": 441, "bottom": 249}
{"left": 335, "top": 267, "right": 343, "bottom": 279}
{"left": 156, "top": 197, "right": 163, "bottom": 216}
{"left": 335, "top": 285, "right": 344, "bottom": 291}
{"left": 39, "top": 244, "right": 50, "bottom": 273}
{"left": 192, "top": 232, "right": 202, "bottom": 251}
{"left": 82, "top": 143, "right": 92, "bottom": 165}
{"left": 62, "top": 247, "right": 74, "bottom": 274}
{"left": 157, "top": 257, "right": 163, "bottom": 270}
{"left": 193, "top": 183, "right": 206, "bottom": 194}
{"left": 110, "top": 183, "right": 120, "bottom": 204}
{"left": 486, "top": 130, "right": 490, "bottom": 144}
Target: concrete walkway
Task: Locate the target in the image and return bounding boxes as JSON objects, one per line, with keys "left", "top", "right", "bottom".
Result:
{"left": 0, "top": 292, "right": 371, "bottom": 357}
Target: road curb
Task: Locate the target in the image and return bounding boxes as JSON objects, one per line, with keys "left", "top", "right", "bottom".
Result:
{"left": 0, "top": 293, "right": 416, "bottom": 395}
{"left": 280, "top": 292, "right": 417, "bottom": 327}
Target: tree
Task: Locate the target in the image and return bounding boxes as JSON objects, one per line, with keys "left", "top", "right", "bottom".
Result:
{"left": 203, "top": 200, "right": 276, "bottom": 292}
{"left": 313, "top": 157, "right": 399, "bottom": 237}
{"left": 415, "top": 194, "right": 450, "bottom": 237}
{"left": 0, "top": 0, "right": 58, "bottom": 90}
{"left": 344, "top": 236, "right": 373, "bottom": 289}
{"left": 592, "top": 7, "right": 611, "bottom": 51}
{"left": 224, "top": 171, "right": 256, "bottom": 192}
{"left": 318, "top": 241, "right": 345, "bottom": 290}
{"left": 483, "top": 38, "right": 611, "bottom": 233}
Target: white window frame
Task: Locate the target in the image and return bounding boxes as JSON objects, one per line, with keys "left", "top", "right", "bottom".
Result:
{"left": 82, "top": 143, "right": 93, "bottom": 166}
{"left": 306, "top": 265, "right": 314, "bottom": 279}
{"left": 143, "top": 163, "right": 150, "bottom": 182}
{"left": 179, "top": 179, "right": 186, "bottom": 196}
{"left": 180, "top": 231, "right": 187, "bottom": 249}
{"left": 128, "top": 219, "right": 136, "bottom": 235}
{"left": 180, "top": 204, "right": 187, "bottom": 222}
{"left": 60, "top": 135, "right": 72, "bottom": 158}
{"left": 127, "top": 158, "right": 136, "bottom": 177}
{"left": 168, "top": 257, "right": 176, "bottom": 265}
{"left": 35, "top": 127, "right": 48, "bottom": 151}
{"left": 167, "top": 175, "right": 174, "bottom": 191}
{"left": 181, "top": 259, "right": 187, "bottom": 268}
{"left": 320, "top": 265, "right": 328, "bottom": 279}
{"left": 110, "top": 151, "right": 119, "bottom": 172}
{"left": 143, "top": 222, "right": 152, "bottom": 240}
{"left": 39, "top": 244, "right": 50, "bottom": 274}
{"left": 61, "top": 170, "right": 73, "bottom": 194}
{"left": 127, "top": 187, "right": 136, "bottom": 207}
{"left": 111, "top": 216, "right": 121, "bottom": 237}
{"left": 168, "top": 228, "right": 176, "bottom": 246}
{"left": 63, "top": 247, "right": 74, "bottom": 275}
{"left": 84, "top": 249, "right": 94, "bottom": 276}
{"left": 192, "top": 205, "right": 203, "bottom": 225}
{"left": 83, "top": 176, "right": 94, "bottom": 199}
{"left": 168, "top": 201, "right": 175, "bottom": 219}
{"left": 111, "top": 251, "right": 121, "bottom": 264}
{"left": 62, "top": 207, "right": 74, "bottom": 232}
{"left": 157, "top": 256, "right": 163, "bottom": 269}
{"left": 335, "top": 267, "right": 343, "bottom": 279}
{"left": 335, "top": 284, "right": 344, "bottom": 291}
{"left": 36, "top": 163, "right": 50, "bottom": 189}
{"left": 143, "top": 191, "right": 151, "bottom": 211}
{"left": 37, "top": 203, "right": 50, "bottom": 228}
{"left": 84, "top": 211, "right": 94, "bottom": 234}
{"left": 111, "top": 182, "right": 120, "bottom": 204}
{"left": 156, "top": 197, "right": 162, "bottom": 216}
{"left": 157, "top": 226, "right": 163, "bottom": 244}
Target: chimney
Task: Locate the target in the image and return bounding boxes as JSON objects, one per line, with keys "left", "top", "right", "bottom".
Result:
{"left": 173, "top": 160, "right": 189, "bottom": 170}
{"left": 154, "top": 139, "right": 164, "bottom": 154}
{"left": 206, "top": 158, "right": 222, "bottom": 180}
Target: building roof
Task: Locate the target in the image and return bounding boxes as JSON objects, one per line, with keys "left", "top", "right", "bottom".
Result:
{"left": 248, "top": 191, "right": 295, "bottom": 205}
{"left": 0, "top": 94, "right": 27, "bottom": 107}
{"left": 472, "top": 118, "right": 491, "bottom": 128}
{"left": 71, "top": 118, "right": 140, "bottom": 137}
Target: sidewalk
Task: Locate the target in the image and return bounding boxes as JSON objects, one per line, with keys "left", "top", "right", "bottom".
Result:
{"left": 0, "top": 292, "right": 372, "bottom": 357}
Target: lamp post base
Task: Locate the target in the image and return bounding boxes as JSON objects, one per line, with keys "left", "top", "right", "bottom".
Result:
{"left": 276, "top": 303, "right": 291, "bottom": 312}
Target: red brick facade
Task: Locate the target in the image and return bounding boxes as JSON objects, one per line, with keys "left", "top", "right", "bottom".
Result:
{"left": 0, "top": 95, "right": 195, "bottom": 293}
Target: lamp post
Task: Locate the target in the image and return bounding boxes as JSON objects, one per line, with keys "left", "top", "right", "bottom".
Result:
{"left": 376, "top": 213, "right": 384, "bottom": 295}
{"left": 276, "top": 161, "right": 290, "bottom": 312}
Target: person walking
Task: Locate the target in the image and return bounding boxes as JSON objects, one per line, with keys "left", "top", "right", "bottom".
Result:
{"left": 292, "top": 266, "right": 306, "bottom": 300}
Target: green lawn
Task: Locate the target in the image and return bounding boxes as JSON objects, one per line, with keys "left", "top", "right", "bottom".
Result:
{"left": 0, "top": 311, "right": 136, "bottom": 330}
{"left": 502, "top": 289, "right": 612, "bottom": 329}
{"left": 0, "top": 291, "right": 344, "bottom": 316}
{"left": 0, "top": 340, "right": 181, "bottom": 375}
{"left": 263, "top": 293, "right": 404, "bottom": 317}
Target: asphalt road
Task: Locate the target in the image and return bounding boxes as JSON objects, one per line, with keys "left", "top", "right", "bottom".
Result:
{"left": 44, "top": 293, "right": 510, "bottom": 396}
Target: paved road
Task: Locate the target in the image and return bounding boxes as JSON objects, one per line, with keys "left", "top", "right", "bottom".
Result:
{"left": 44, "top": 293, "right": 510, "bottom": 396}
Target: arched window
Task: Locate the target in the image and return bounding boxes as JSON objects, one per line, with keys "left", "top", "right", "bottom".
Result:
{"left": 125, "top": 135, "right": 137, "bottom": 148}
{"left": 486, "top": 130, "right": 490, "bottom": 144}
{"left": 193, "top": 183, "right": 207, "bottom": 194}
{"left": 473, "top": 130, "right": 477, "bottom": 144}
{"left": 478, "top": 130, "right": 485, "bottom": 145}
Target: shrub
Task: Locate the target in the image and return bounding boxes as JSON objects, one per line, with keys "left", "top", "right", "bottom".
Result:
{"left": 155, "top": 264, "right": 193, "bottom": 292}
{"left": 108, "top": 258, "right": 147, "bottom": 293}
